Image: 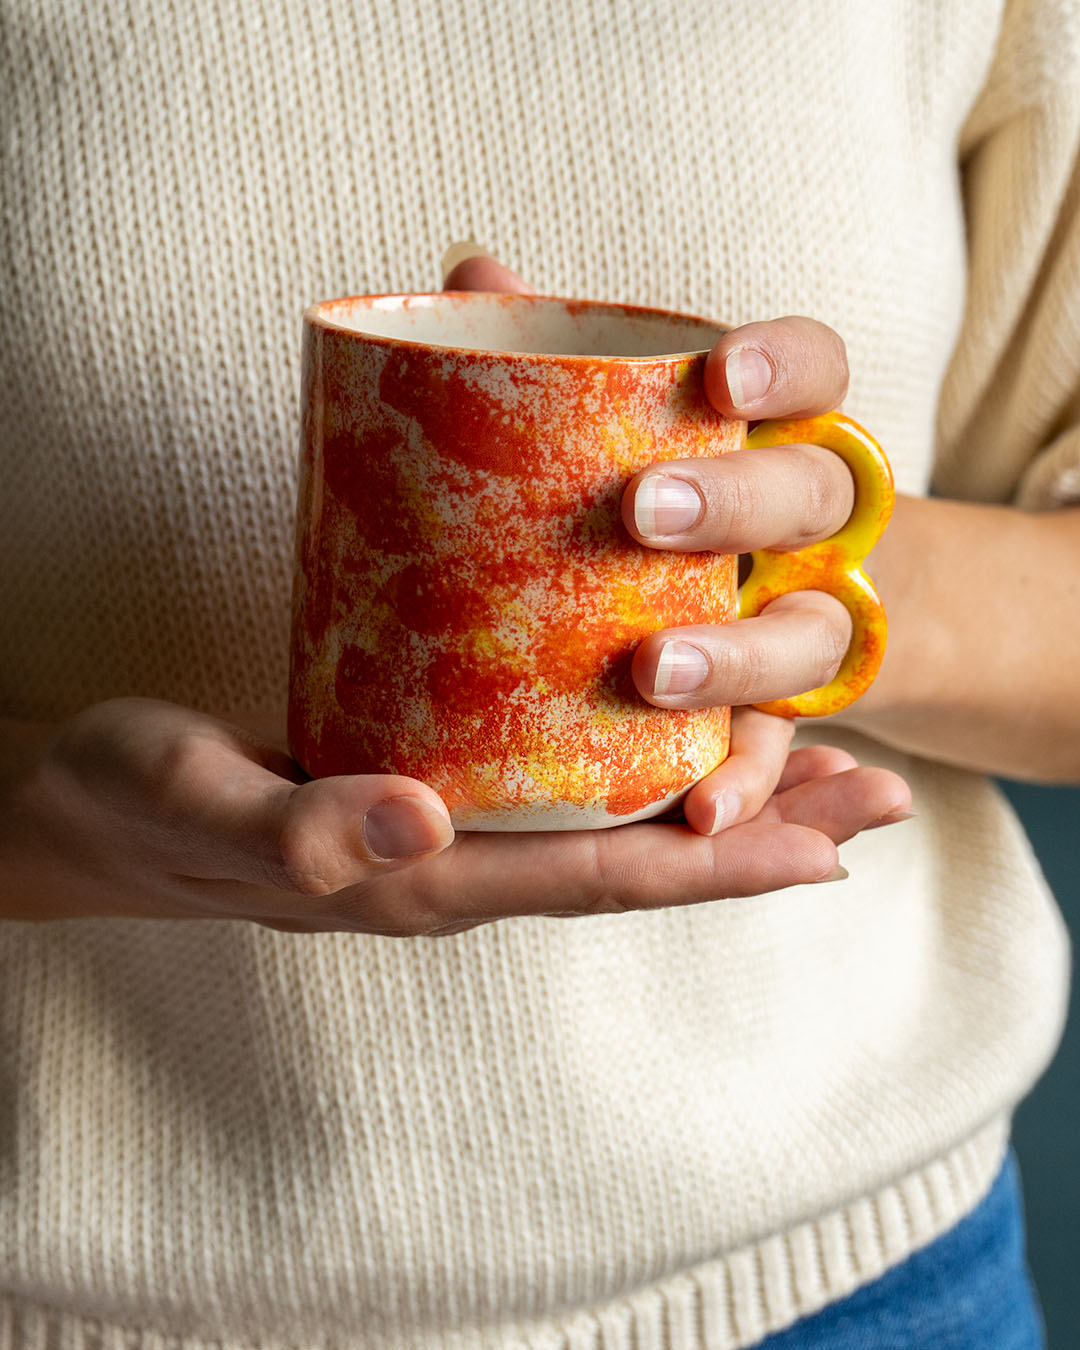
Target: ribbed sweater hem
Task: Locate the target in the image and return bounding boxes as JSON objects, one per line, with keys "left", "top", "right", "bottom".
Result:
{"left": 0, "top": 1116, "right": 1009, "bottom": 1350}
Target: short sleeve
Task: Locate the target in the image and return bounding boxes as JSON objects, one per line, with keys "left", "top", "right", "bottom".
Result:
{"left": 933, "top": 0, "right": 1080, "bottom": 510}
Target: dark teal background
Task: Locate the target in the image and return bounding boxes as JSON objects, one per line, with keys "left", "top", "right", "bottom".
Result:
{"left": 999, "top": 781, "right": 1079, "bottom": 1350}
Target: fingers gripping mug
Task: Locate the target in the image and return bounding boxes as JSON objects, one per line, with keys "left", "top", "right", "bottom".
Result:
{"left": 288, "top": 293, "right": 894, "bottom": 830}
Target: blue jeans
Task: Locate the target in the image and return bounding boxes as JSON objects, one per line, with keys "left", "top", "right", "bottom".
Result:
{"left": 750, "top": 1152, "right": 1044, "bottom": 1348}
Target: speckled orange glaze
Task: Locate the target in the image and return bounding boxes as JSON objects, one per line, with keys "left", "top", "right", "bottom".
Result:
{"left": 288, "top": 294, "right": 892, "bottom": 830}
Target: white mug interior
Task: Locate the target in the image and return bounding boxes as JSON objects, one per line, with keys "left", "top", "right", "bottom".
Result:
{"left": 308, "top": 292, "right": 726, "bottom": 359}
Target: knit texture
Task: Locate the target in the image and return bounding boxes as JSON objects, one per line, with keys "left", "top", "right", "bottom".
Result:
{"left": 0, "top": 1, "right": 1076, "bottom": 1346}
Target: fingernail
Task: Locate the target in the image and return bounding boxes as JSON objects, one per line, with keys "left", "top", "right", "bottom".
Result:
{"left": 725, "top": 346, "right": 773, "bottom": 409}
{"left": 865, "top": 809, "right": 917, "bottom": 830}
{"left": 363, "top": 796, "right": 455, "bottom": 860}
{"left": 707, "top": 789, "right": 743, "bottom": 835}
{"left": 816, "top": 865, "right": 850, "bottom": 883}
{"left": 440, "top": 239, "right": 490, "bottom": 285}
{"left": 634, "top": 475, "right": 703, "bottom": 538}
{"left": 653, "top": 640, "right": 710, "bottom": 696}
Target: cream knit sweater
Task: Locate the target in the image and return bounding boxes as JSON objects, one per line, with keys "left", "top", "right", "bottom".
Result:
{"left": 1, "top": 1, "right": 1078, "bottom": 1347}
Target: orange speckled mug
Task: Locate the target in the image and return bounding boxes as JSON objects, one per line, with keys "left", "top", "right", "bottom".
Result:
{"left": 288, "top": 292, "right": 893, "bottom": 830}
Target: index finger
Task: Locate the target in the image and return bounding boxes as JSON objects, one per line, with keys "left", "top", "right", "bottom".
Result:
{"left": 704, "top": 316, "right": 849, "bottom": 419}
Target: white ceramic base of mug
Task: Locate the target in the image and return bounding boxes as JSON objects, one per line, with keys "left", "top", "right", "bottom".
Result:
{"left": 451, "top": 787, "right": 688, "bottom": 832}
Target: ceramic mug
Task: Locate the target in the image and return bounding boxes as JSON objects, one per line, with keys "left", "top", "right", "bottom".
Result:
{"left": 288, "top": 292, "right": 893, "bottom": 830}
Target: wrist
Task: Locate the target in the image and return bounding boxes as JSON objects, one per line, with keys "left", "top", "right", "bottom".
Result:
{"left": 829, "top": 493, "right": 1080, "bottom": 780}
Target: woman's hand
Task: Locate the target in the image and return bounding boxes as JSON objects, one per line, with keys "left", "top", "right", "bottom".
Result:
{"left": 0, "top": 258, "right": 914, "bottom": 932}
{"left": 624, "top": 318, "right": 858, "bottom": 831}
{"left": 442, "top": 246, "right": 886, "bottom": 833}
{"left": 0, "top": 696, "right": 909, "bottom": 932}
{"left": 441, "top": 250, "right": 1080, "bottom": 783}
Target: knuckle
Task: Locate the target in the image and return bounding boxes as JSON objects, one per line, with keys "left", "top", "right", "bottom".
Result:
{"left": 808, "top": 609, "right": 849, "bottom": 685}
{"left": 711, "top": 468, "right": 757, "bottom": 548}
{"left": 783, "top": 448, "right": 842, "bottom": 542}
{"left": 710, "top": 635, "right": 765, "bottom": 707}
{"left": 273, "top": 813, "right": 337, "bottom": 897}
{"left": 580, "top": 836, "right": 638, "bottom": 915}
{"left": 794, "top": 451, "right": 840, "bottom": 543}
{"left": 146, "top": 728, "right": 215, "bottom": 814}
{"left": 788, "top": 448, "right": 858, "bottom": 542}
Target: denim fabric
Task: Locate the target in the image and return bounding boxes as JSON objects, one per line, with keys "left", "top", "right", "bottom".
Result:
{"left": 750, "top": 1152, "right": 1044, "bottom": 1349}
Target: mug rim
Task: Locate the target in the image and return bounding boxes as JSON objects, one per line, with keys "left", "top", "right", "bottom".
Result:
{"left": 303, "top": 290, "right": 730, "bottom": 364}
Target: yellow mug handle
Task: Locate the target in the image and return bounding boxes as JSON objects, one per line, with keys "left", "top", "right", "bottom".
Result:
{"left": 737, "top": 411, "right": 895, "bottom": 717}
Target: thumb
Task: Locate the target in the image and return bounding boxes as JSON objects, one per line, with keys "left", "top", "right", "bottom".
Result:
{"left": 440, "top": 240, "right": 534, "bottom": 293}
{"left": 269, "top": 775, "right": 456, "bottom": 895}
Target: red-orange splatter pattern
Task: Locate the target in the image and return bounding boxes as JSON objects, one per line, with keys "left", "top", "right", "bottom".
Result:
{"left": 288, "top": 294, "right": 740, "bottom": 828}
{"left": 287, "top": 294, "right": 893, "bottom": 829}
